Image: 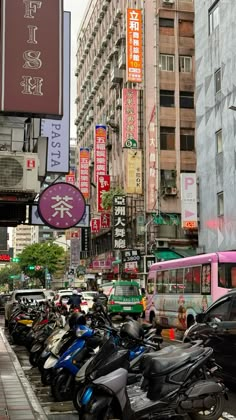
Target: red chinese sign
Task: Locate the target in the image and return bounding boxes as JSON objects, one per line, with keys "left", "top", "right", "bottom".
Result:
{"left": 122, "top": 88, "right": 138, "bottom": 148}
{"left": 147, "top": 106, "right": 156, "bottom": 212}
{"left": 100, "top": 213, "right": 111, "bottom": 229}
{"left": 90, "top": 218, "right": 101, "bottom": 233}
{"left": 0, "top": 0, "right": 63, "bottom": 118}
{"left": 79, "top": 148, "right": 90, "bottom": 198}
{"left": 94, "top": 125, "right": 107, "bottom": 183}
{"left": 65, "top": 170, "right": 75, "bottom": 185}
{"left": 97, "top": 175, "right": 110, "bottom": 212}
{"left": 126, "top": 8, "right": 142, "bottom": 83}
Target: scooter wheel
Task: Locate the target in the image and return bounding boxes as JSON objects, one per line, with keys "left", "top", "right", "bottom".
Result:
{"left": 52, "top": 373, "right": 72, "bottom": 402}
{"left": 72, "top": 386, "right": 83, "bottom": 413}
{"left": 189, "top": 393, "right": 225, "bottom": 420}
{"left": 41, "top": 369, "right": 52, "bottom": 386}
{"left": 29, "top": 351, "right": 40, "bottom": 367}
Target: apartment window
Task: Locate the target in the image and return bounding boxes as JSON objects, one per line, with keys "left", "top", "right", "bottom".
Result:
{"left": 160, "top": 127, "right": 175, "bottom": 150}
{"left": 159, "top": 18, "right": 174, "bottom": 28}
{"left": 160, "top": 54, "right": 174, "bottom": 72}
{"left": 180, "top": 91, "right": 194, "bottom": 109}
{"left": 179, "top": 56, "right": 192, "bottom": 73}
{"left": 217, "top": 192, "right": 224, "bottom": 216}
{"left": 216, "top": 129, "right": 222, "bottom": 153}
{"left": 160, "top": 90, "right": 175, "bottom": 107}
{"left": 209, "top": 1, "right": 219, "bottom": 34}
{"left": 215, "top": 68, "right": 221, "bottom": 94}
{"left": 180, "top": 129, "right": 195, "bottom": 151}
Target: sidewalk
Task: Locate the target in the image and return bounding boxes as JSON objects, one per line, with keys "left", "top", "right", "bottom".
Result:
{"left": 0, "top": 327, "right": 47, "bottom": 420}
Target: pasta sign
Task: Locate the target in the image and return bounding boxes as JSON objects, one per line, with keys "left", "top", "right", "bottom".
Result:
{"left": 0, "top": 0, "right": 63, "bottom": 118}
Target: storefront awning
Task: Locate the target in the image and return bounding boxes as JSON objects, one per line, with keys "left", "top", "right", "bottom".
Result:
{"left": 153, "top": 248, "right": 196, "bottom": 261}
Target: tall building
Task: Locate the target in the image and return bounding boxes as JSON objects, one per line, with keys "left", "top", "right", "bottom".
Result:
{"left": 195, "top": 0, "right": 236, "bottom": 252}
{"left": 75, "top": 0, "right": 196, "bottom": 273}
{"left": 12, "top": 225, "right": 38, "bottom": 257}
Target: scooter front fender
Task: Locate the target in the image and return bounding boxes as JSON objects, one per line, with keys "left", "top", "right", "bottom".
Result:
{"left": 44, "top": 354, "right": 58, "bottom": 369}
{"left": 31, "top": 343, "right": 44, "bottom": 353}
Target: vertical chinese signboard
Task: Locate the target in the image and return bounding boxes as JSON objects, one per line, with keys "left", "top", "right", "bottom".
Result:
{"left": 80, "top": 228, "right": 90, "bottom": 259}
{"left": 113, "top": 195, "right": 127, "bottom": 250}
{"left": 79, "top": 148, "right": 90, "bottom": 199}
{"left": 91, "top": 218, "right": 101, "bottom": 233}
{"left": 97, "top": 175, "right": 110, "bottom": 212}
{"left": 147, "top": 106, "right": 157, "bottom": 212}
{"left": 0, "top": 0, "right": 63, "bottom": 118}
{"left": 101, "top": 213, "right": 111, "bottom": 229}
{"left": 124, "top": 149, "right": 142, "bottom": 194}
{"left": 65, "top": 169, "right": 75, "bottom": 185}
{"left": 122, "top": 88, "right": 138, "bottom": 148}
{"left": 180, "top": 173, "right": 198, "bottom": 230}
{"left": 94, "top": 125, "right": 107, "bottom": 183}
{"left": 126, "top": 8, "right": 142, "bottom": 83}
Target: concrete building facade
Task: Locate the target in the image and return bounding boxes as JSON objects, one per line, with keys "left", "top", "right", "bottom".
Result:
{"left": 12, "top": 225, "right": 39, "bottom": 257}
{"left": 75, "top": 0, "right": 196, "bottom": 265}
{"left": 195, "top": 0, "right": 236, "bottom": 252}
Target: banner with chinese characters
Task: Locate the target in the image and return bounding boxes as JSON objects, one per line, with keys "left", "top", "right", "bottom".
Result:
{"left": 122, "top": 88, "right": 138, "bottom": 148}
{"left": 94, "top": 125, "right": 107, "bottom": 183}
{"left": 80, "top": 228, "right": 90, "bottom": 259}
{"left": 97, "top": 175, "right": 110, "bottom": 212}
{"left": 100, "top": 213, "right": 111, "bottom": 229}
{"left": 113, "top": 195, "right": 127, "bottom": 250}
{"left": 90, "top": 218, "right": 101, "bottom": 233}
{"left": 65, "top": 169, "right": 75, "bottom": 185}
{"left": 126, "top": 8, "right": 142, "bottom": 83}
{"left": 79, "top": 148, "right": 90, "bottom": 199}
{"left": 147, "top": 106, "right": 157, "bottom": 212}
{"left": 124, "top": 149, "right": 142, "bottom": 194}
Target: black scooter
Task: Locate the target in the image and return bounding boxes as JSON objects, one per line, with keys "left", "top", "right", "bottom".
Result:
{"left": 73, "top": 337, "right": 227, "bottom": 420}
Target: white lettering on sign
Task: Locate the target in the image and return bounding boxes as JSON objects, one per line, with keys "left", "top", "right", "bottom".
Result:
{"left": 21, "top": 0, "right": 43, "bottom": 95}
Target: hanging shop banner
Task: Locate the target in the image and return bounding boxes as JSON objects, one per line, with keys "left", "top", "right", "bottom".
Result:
{"left": 180, "top": 173, "right": 198, "bottom": 230}
{"left": 90, "top": 218, "right": 101, "bottom": 233}
{"left": 100, "top": 213, "right": 111, "bottom": 229}
{"left": 124, "top": 149, "right": 142, "bottom": 194}
{"left": 65, "top": 169, "right": 75, "bottom": 185}
{"left": 97, "top": 175, "right": 110, "bottom": 212}
{"left": 0, "top": 0, "right": 63, "bottom": 118}
{"left": 122, "top": 88, "right": 138, "bottom": 148}
{"left": 113, "top": 195, "right": 127, "bottom": 250}
{"left": 38, "top": 182, "right": 86, "bottom": 230}
{"left": 147, "top": 106, "right": 157, "bottom": 212}
{"left": 79, "top": 147, "right": 90, "bottom": 199}
{"left": 126, "top": 8, "right": 142, "bottom": 83}
{"left": 94, "top": 125, "right": 107, "bottom": 183}
{"left": 41, "top": 11, "right": 70, "bottom": 173}
{"left": 80, "top": 228, "right": 90, "bottom": 258}
{"left": 70, "top": 238, "right": 80, "bottom": 267}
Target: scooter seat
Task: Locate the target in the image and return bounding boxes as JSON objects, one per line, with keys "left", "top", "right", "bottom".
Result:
{"left": 142, "top": 346, "right": 205, "bottom": 377}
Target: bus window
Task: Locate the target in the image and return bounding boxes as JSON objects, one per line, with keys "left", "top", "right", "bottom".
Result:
{"left": 231, "top": 267, "right": 236, "bottom": 288}
{"left": 184, "top": 267, "right": 193, "bottom": 293}
{"left": 169, "top": 269, "right": 176, "bottom": 293}
{"left": 201, "top": 264, "right": 211, "bottom": 294}
{"left": 162, "top": 270, "right": 169, "bottom": 293}
{"left": 176, "top": 269, "right": 184, "bottom": 293}
{"left": 192, "top": 266, "right": 201, "bottom": 293}
{"left": 147, "top": 277, "right": 155, "bottom": 294}
{"left": 157, "top": 271, "right": 163, "bottom": 293}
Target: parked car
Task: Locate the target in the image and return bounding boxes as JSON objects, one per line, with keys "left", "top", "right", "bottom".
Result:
{"left": 81, "top": 291, "right": 98, "bottom": 309}
{"left": 53, "top": 290, "right": 89, "bottom": 313}
{"left": 5, "top": 288, "right": 47, "bottom": 325}
{"left": 43, "top": 289, "right": 55, "bottom": 301}
{"left": 183, "top": 290, "right": 236, "bottom": 385}
{"left": 0, "top": 293, "right": 11, "bottom": 315}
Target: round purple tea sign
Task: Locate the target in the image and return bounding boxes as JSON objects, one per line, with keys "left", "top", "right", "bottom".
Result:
{"left": 38, "top": 182, "right": 86, "bottom": 229}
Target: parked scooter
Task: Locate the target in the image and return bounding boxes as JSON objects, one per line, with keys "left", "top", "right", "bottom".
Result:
{"left": 73, "top": 337, "right": 227, "bottom": 420}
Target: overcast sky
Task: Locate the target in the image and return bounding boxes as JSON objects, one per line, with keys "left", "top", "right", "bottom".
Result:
{"left": 64, "top": 0, "right": 90, "bottom": 137}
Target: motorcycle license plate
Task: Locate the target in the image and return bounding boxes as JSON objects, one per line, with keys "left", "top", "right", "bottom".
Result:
{"left": 124, "top": 306, "right": 131, "bottom": 310}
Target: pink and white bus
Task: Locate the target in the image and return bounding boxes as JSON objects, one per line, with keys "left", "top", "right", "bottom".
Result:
{"left": 146, "top": 251, "right": 236, "bottom": 331}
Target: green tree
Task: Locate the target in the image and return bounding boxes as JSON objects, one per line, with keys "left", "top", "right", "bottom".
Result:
{"left": 0, "top": 263, "right": 22, "bottom": 290}
{"left": 18, "top": 242, "right": 66, "bottom": 287}
{"left": 101, "top": 186, "right": 124, "bottom": 210}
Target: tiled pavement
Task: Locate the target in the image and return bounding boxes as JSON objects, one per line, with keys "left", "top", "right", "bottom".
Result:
{"left": 0, "top": 328, "right": 47, "bottom": 420}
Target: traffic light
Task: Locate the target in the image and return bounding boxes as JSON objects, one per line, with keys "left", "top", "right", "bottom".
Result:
{"left": 11, "top": 257, "right": 20, "bottom": 263}
{"left": 28, "top": 265, "right": 35, "bottom": 270}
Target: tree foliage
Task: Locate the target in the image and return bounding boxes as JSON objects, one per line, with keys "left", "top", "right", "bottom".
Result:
{"left": 101, "top": 187, "right": 124, "bottom": 210}
{"left": 0, "top": 263, "right": 21, "bottom": 290}
{"left": 18, "top": 242, "right": 66, "bottom": 287}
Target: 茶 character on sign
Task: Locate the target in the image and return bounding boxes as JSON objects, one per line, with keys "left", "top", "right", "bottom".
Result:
{"left": 51, "top": 195, "right": 73, "bottom": 218}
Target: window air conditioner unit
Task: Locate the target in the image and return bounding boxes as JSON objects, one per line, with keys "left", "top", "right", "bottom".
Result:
{"left": 164, "top": 186, "right": 177, "bottom": 196}
{"left": 105, "top": 60, "right": 111, "bottom": 69}
{"left": 88, "top": 110, "right": 94, "bottom": 120}
{"left": 163, "top": 0, "right": 174, "bottom": 4}
{"left": 0, "top": 152, "right": 40, "bottom": 193}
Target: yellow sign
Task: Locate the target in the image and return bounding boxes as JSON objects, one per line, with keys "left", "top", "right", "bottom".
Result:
{"left": 124, "top": 149, "right": 142, "bottom": 194}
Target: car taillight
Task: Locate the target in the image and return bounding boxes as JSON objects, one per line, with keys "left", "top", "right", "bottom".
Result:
{"left": 109, "top": 300, "right": 115, "bottom": 305}
{"left": 81, "top": 301, "right": 87, "bottom": 305}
